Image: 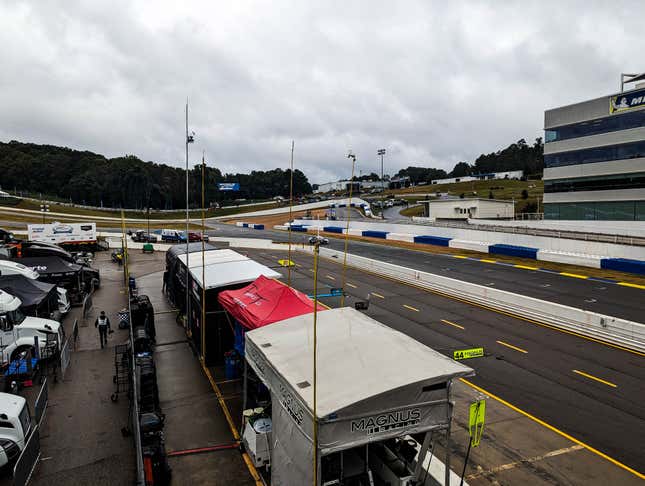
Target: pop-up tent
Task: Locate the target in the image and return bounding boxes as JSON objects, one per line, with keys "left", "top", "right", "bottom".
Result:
{"left": 218, "top": 275, "right": 325, "bottom": 330}
{"left": 245, "top": 307, "right": 475, "bottom": 485}
{"left": 0, "top": 274, "right": 58, "bottom": 317}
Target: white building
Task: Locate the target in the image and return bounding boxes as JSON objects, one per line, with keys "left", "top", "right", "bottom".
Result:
{"left": 0, "top": 190, "right": 9, "bottom": 198}
{"left": 431, "top": 170, "right": 524, "bottom": 185}
{"left": 313, "top": 181, "right": 352, "bottom": 194}
{"left": 421, "top": 198, "right": 515, "bottom": 220}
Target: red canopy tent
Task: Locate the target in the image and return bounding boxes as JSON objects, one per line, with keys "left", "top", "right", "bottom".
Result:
{"left": 218, "top": 275, "right": 325, "bottom": 331}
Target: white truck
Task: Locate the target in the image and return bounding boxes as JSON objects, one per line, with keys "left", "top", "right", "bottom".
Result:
{"left": 0, "top": 290, "right": 63, "bottom": 364}
{"left": 0, "top": 393, "right": 31, "bottom": 468}
{"left": 0, "top": 261, "right": 70, "bottom": 315}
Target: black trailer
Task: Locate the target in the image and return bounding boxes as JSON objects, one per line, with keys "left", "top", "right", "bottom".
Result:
{"left": 164, "top": 243, "right": 216, "bottom": 309}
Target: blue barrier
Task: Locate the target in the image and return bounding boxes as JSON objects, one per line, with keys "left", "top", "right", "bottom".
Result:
{"left": 338, "top": 204, "right": 346, "bottom": 208}
{"left": 362, "top": 230, "right": 388, "bottom": 239}
{"left": 323, "top": 226, "right": 344, "bottom": 234}
{"left": 413, "top": 235, "right": 452, "bottom": 247}
{"left": 601, "top": 258, "right": 645, "bottom": 275}
{"left": 253, "top": 224, "right": 265, "bottom": 230}
{"left": 242, "top": 223, "right": 249, "bottom": 228}
{"left": 489, "top": 244, "right": 538, "bottom": 259}
{"left": 289, "top": 225, "right": 308, "bottom": 232}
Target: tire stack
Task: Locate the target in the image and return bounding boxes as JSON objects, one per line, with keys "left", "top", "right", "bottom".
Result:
{"left": 131, "top": 294, "right": 171, "bottom": 485}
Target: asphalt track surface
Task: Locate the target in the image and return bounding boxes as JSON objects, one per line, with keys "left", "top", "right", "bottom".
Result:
{"left": 205, "top": 223, "right": 645, "bottom": 322}
{"left": 245, "top": 249, "right": 645, "bottom": 476}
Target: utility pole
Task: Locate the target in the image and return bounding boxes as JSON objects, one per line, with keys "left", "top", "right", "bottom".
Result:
{"left": 40, "top": 203, "right": 49, "bottom": 224}
{"left": 378, "top": 149, "right": 386, "bottom": 218}
{"left": 185, "top": 100, "right": 195, "bottom": 340}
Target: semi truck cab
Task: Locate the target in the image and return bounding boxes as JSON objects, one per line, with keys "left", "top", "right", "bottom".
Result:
{"left": 0, "top": 393, "right": 31, "bottom": 468}
{"left": 0, "top": 290, "right": 62, "bottom": 363}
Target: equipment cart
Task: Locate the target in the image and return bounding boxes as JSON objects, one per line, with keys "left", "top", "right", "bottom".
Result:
{"left": 111, "top": 343, "right": 131, "bottom": 402}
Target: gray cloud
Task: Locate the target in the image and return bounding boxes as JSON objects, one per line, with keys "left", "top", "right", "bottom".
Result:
{"left": 0, "top": 0, "right": 643, "bottom": 184}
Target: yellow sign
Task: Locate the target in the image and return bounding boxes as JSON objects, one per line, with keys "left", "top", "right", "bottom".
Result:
{"left": 453, "top": 347, "right": 484, "bottom": 360}
{"left": 278, "top": 259, "right": 295, "bottom": 267}
{"left": 469, "top": 399, "right": 486, "bottom": 447}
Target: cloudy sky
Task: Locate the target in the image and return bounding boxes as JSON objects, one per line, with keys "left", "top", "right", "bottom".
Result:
{"left": 0, "top": 1, "right": 642, "bottom": 183}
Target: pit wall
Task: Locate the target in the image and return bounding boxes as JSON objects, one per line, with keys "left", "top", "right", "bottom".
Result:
{"left": 281, "top": 221, "right": 645, "bottom": 275}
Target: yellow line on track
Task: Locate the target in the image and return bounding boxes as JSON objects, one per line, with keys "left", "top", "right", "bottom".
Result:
{"left": 480, "top": 259, "right": 497, "bottom": 263}
{"left": 453, "top": 255, "right": 469, "bottom": 259}
{"left": 618, "top": 281, "right": 645, "bottom": 290}
{"left": 560, "top": 272, "right": 588, "bottom": 279}
{"left": 441, "top": 319, "right": 464, "bottom": 330}
{"left": 460, "top": 379, "right": 643, "bottom": 480}
{"left": 326, "top": 275, "right": 336, "bottom": 280}
{"left": 496, "top": 340, "right": 528, "bottom": 354}
{"left": 371, "top": 292, "right": 384, "bottom": 299}
{"left": 403, "top": 304, "right": 420, "bottom": 312}
{"left": 346, "top": 282, "right": 357, "bottom": 288}
{"left": 315, "top": 254, "right": 645, "bottom": 357}
{"left": 514, "top": 264, "right": 539, "bottom": 270}
{"left": 572, "top": 369, "right": 617, "bottom": 388}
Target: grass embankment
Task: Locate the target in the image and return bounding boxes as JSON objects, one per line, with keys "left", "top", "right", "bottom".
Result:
{"left": 1, "top": 199, "right": 278, "bottom": 221}
{"left": 388, "top": 179, "right": 544, "bottom": 214}
{"left": 399, "top": 205, "right": 424, "bottom": 217}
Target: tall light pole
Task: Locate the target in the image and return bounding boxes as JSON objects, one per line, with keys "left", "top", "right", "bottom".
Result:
{"left": 185, "top": 101, "right": 195, "bottom": 339}
{"left": 341, "top": 152, "right": 356, "bottom": 307}
{"left": 378, "top": 148, "right": 386, "bottom": 218}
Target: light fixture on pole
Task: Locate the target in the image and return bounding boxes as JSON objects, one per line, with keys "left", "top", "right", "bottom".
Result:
{"left": 377, "top": 148, "right": 386, "bottom": 218}
{"left": 341, "top": 151, "right": 356, "bottom": 307}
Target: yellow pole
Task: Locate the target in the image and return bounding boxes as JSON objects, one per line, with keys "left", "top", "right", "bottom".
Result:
{"left": 312, "top": 243, "right": 320, "bottom": 486}
{"left": 288, "top": 140, "right": 294, "bottom": 286}
{"left": 340, "top": 155, "right": 355, "bottom": 307}
{"left": 121, "top": 209, "right": 129, "bottom": 285}
{"left": 201, "top": 152, "right": 207, "bottom": 363}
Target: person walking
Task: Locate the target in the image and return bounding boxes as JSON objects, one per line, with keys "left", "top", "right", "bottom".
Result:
{"left": 95, "top": 310, "right": 112, "bottom": 349}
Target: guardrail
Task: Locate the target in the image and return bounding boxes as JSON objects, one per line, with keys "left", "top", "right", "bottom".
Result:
{"left": 13, "top": 425, "right": 40, "bottom": 486}
{"left": 299, "top": 247, "right": 645, "bottom": 353}
{"left": 420, "top": 219, "right": 645, "bottom": 247}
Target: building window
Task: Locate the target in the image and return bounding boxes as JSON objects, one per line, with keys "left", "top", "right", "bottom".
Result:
{"left": 544, "top": 201, "right": 641, "bottom": 220}
{"left": 545, "top": 109, "right": 645, "bottom": 143}
{"left": 544, "top": 172, "right": 645, "bottom": 193}
{"left": 544, "top": 139, "right": 645, "bottom": 168}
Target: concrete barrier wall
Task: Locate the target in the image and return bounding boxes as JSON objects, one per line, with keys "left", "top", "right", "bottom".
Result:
{"left": 537, "top": 250, "right": 602, "bottom": 268}
{"left": 386, "top": 233, "right": 415, "bottom": 243}
{"left": 449, "top": 240, "right": 490, "bottom": 253}
{"left": 601, "top": 258, "right": 645, "bottom": 275}
{"left": 298, "top": 247, "right": 645, "bottom": 353}
{"left": 292, "top": 219, "right": 645, "bottom": 259}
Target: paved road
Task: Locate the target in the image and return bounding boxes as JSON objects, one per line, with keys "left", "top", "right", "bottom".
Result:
{"left": 203, "top": 223, "right": 645, "bottom": 322}
{"left": 246, "top": 249, "right": 645, "bottom": 476}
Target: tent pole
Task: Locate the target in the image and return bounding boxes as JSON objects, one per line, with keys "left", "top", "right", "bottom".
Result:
{"left": 445, "top": 381, "right": 453, "bottom": 486}
{"left": 312, "top": 243, "right": 320, "bottom": 486}
{"left": 287, "top": 140, "right": 294, "bottom": 287}
{"left": 242, "top": 359, "right": 248, "bottom": 437}
{"left": 201, "top": 151, "right": 206, "bottom": 364}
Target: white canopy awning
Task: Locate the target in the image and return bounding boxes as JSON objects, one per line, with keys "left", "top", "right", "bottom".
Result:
{"left": 178, "top": 248, "right": 248, "bottom": 268}
{"left": 246, "top": 307, "right": 474, "bottom": 418}
{"left": 187, "top": 253, "right": 281, "bottom": 290}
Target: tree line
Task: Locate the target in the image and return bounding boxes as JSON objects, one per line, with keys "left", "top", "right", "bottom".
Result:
{"left": 396, "top": 137, "right": 544, "bottom": 184}
{"left": 0, "top": 141, "right": 311, "bottom": 209}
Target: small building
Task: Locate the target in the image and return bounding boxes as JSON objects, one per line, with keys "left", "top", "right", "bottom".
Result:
{"left": 421, "top": 198, "right": 515, "bottom": 220}
{"left": 431, "top": 170, "right": 523, "bottom": 185}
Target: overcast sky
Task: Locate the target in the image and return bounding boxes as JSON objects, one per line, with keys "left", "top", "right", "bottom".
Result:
{"left": 0, "top": 1, "right": 643, "bottom": 183}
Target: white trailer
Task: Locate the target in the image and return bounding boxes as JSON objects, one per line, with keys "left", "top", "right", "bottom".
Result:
{"left": 27, "top": 222, "right": 97, "bottom": 247}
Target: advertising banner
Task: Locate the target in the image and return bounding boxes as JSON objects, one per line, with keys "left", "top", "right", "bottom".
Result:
{"left": 218, "top": 183, "right": 240, "bottom": 191}
{"left": 610, "top": 88, "right": 645, "bottom": 114}
{"left": 28, "top": 222, "right": 97, "bottom": 245}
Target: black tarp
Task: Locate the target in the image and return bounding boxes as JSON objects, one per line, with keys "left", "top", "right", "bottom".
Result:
{"left": 0, "top": 275, "right": 58, "bottom": 316}
{"left": 16, "top": 256, "right": 81, "bottom": 277}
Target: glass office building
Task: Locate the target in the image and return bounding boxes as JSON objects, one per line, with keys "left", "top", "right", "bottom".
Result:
{"left": 544, "top": 85, "right": 645, "bottom": 220}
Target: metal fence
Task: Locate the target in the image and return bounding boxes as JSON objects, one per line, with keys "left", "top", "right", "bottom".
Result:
{"left": 13, "top": 425, "right": 40, "bottom": 486}
{"left": 418, "top": 219, "right": 645, "bottom": 246}
{"left": 34, "top": 378, "right": 48, "bottom": 427}
{"left": 60, "top": 337, "right": 72, "bottom": 380}
{"left": 82, "top": 291, "right": 93, "bottom": 319}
